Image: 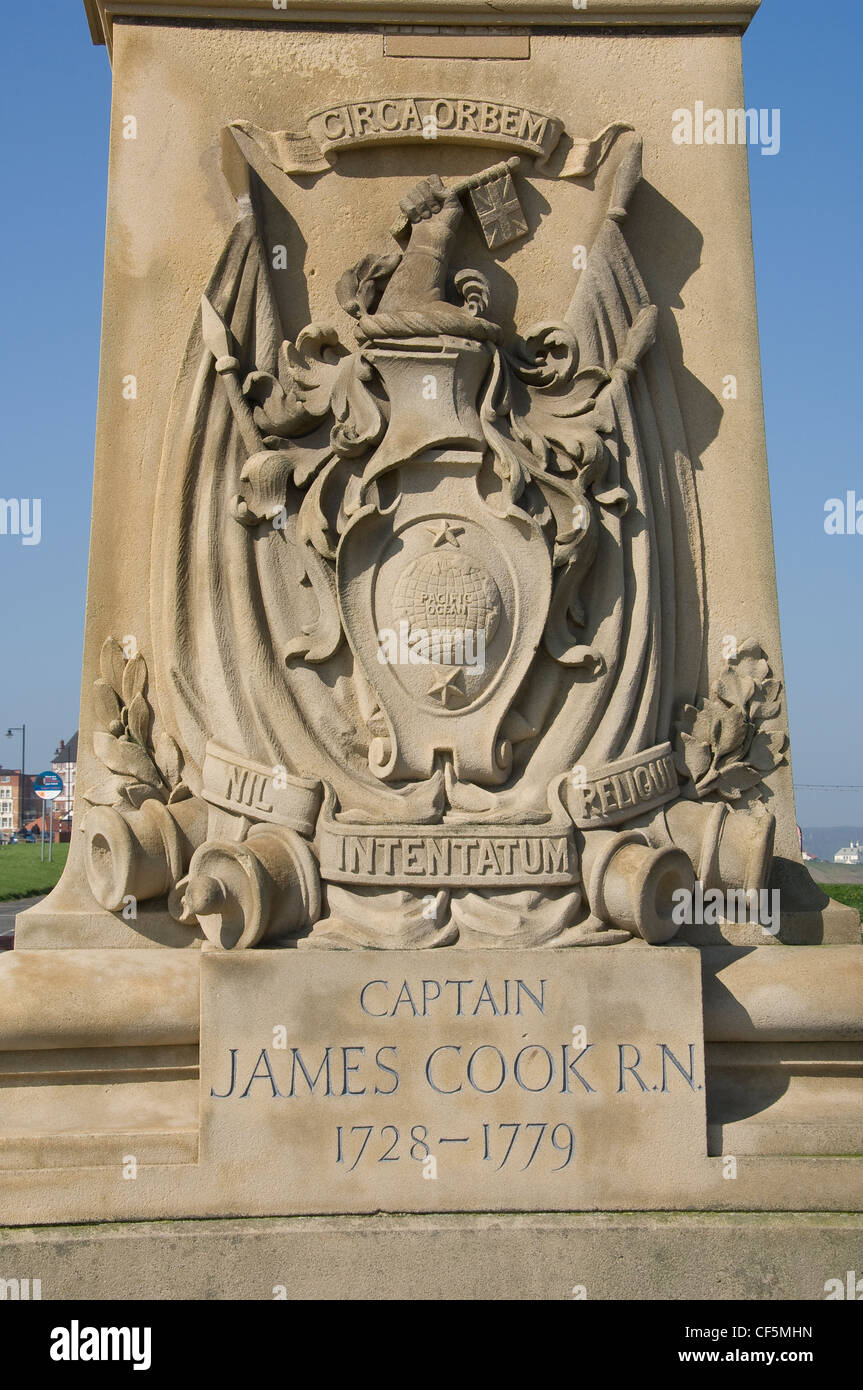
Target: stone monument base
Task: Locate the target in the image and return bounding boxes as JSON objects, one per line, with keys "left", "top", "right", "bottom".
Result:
{"left": 2, "top": 1213, "right": 861, "bottom": 1301}
{"left": 1, "top": 942, "right": 862, "bottom": 1224}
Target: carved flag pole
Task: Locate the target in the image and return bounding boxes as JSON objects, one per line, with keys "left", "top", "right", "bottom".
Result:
{"left": 200, "top": 294, "right": 264, "bottom": 456}
{"left": 389, "top": 156, "right": 528, "bottom": 250}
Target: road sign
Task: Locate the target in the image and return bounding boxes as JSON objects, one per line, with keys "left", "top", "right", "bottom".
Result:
{"left": 34, "top": 771, "right": 63, "bottom": 802}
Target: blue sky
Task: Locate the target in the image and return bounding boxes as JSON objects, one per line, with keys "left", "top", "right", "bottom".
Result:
{"left": 0, "top": 0, "right": 860, "bottom": 827}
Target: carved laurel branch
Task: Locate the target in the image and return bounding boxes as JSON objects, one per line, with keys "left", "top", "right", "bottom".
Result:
{"left": 85, "top": 637, "right": 187, "bottom": 810}
{"left": 674, "top": 640, "right": 789, "bottom": 802}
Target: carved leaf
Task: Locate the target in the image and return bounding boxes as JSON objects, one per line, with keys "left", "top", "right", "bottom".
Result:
{"left": 714, "top": 763, "right": 764, "bottom": 800}
{"left": 293, "top": 444, "right": 336, "bottom": 490}
{"left": 83, "top": 775, "right": 127, "bottom": 806}
{"left": 543, "top": 510, "right": 602, "bottom": 664}
{"left": 243, "top": 371, "right": 306, "bottom": 437}
{"left": 714, "top": 669, "right": 755, "bottom": 711}
{"left": 453, "top": 268, "right": 490, "bottom": 318}
{"left": 714, "top": 705, "right": 748, "bottom": 759}
{"left": 296, "top": 457, "right": 339, "bottom": 561}
{"left": 749, "top": 699, "right": 781, "bottom": 721}
{"left": 155, "top": 731, "right": 183, "bottom": 788}
{"left": 488, "top": 427, "right": 531, "bottom": 504}
{"left": 511, "top": 412, "right": 551, "bottom": 466}
{"left": 121, "top": 782, "right": 161, "bottom": 809}
{"left": 235, "top": 448, "right": 294, "bottom": 523}
{"left": 708, "top": 709, "right": 726, "bottom": 750}
{"left": 691, "top": 706, "right": 716, "bottom": 747}
{"left": 593, "top": 486, "right": 629, "bottom": 514}
{"left": 93, "top": 731, "right": 162, "bottom": 787}
{"left": 93, "top": 678, "right": 122, "bottom": 734}
{"left": 281, "top": 327, "right": 346, "bottom": 427}
{"left": 479, "top": 356, "right": 538, "bottom": 508}
{"left": 677, "top": 703, "right": 698, "bottom": 732}
{"left": 292, "top": 324, "right": 344, "bottom": 372}
{"left": 735, "top": 641, "right": 771, "bottom": 685}
{"left": 524, "top": 413, "right": 608, "bottom": 473}
{"left": 330, "top": 355, "right": 385, "bottom": 460}
{"left": 737, "top": 639, "right": 765, "bottom": 658}
{"left": 335, "top": 253, "right": 401, "bottom": 319}
{"left": 748, "top": 729, "right": 788, "bottom": 774}
{"left": 99, "top": 637, "right": 126, "bottom": 699}
{"left": 285, "top": 544, "right": 343, "bottom": 664}
{"left": 678, "top": 730, "right": 712, "bottom": 783}
{"left": 126, "top": 692, "right": 151, "bottom": 748}
{"left": 121, "top": 653, "right": 147, "bottom": 708}
{"left": 511, "top": 322, "right": 579, "bottom": 389}
{"left": 676, "top": 635, "right": 789, "bottom": 805}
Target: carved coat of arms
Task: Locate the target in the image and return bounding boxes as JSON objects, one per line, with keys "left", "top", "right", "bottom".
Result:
{"left": 80, "top": 100, "right": 788, "bottom": 950}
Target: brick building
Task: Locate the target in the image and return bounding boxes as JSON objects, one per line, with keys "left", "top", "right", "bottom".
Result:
{"left": 51, "top": 733, "right": 78, "bottom": 820}
{"left": 0, "top": 770, "right": 39, "bottom": 839}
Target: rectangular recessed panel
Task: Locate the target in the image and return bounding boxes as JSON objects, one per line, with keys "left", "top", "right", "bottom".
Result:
{"left": 706, "top": 1043, "right": 863, "bottom": 1156}
{"left": 0, "top": 1130, "right": 198, "bottom": 1170}
{"left": 385, "top": 35, "right": 530, "bottom": 59}
{"left": 200, "top": 947, "right": 706, "bottom": 1213}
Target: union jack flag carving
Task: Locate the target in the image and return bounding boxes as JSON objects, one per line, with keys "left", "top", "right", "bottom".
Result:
{"left": 469, "top": 170, "right": 529, "bottom": 249}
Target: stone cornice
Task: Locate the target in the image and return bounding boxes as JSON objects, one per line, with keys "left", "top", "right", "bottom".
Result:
{"left": 83, "top": 0, "right": 761, "bottom": 53}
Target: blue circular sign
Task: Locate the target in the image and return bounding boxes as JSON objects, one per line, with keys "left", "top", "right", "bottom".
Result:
{"left": 34, "top": 771, "right": 63, "bottom": 801}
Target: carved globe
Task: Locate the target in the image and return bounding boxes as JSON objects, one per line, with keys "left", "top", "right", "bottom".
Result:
{"left": 392, "top": 550, "right": 501, "bottom": 656}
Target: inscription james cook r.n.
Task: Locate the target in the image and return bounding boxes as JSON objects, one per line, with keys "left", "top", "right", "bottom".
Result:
{"left": 210, "top": 1040, "right": 700, "bottom": 1099}
{"left": 209, "top": 976, "right": 701, "bottom": 1100}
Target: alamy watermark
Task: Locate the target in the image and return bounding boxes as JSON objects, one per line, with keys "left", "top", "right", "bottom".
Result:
{"left": 0, "top": 1276, "right": 41, "bottom": 1300}
{"left": 377, "top": 621, "right": 486, "bottom": 672}
{"left": 672, "top": 880, "right": 781, "bottom": 935}
{"left": 50, "top": 1322, "right": 151, "bottom": 1370}
{"left": 824, "top": 491, "right": 863, "bottom": 535}
{"left": 0, "top": 498, "right": 41, "bottom": 546}
{"left": 824, "top": 1270, "right": 863, "bottom": 1300}
{"left": 672, "top": 102, "right": 781, "bottom": 156}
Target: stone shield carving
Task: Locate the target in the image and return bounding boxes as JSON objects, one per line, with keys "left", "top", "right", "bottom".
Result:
{"left": 77, "top": 102, "right": 788, "bottom": 951}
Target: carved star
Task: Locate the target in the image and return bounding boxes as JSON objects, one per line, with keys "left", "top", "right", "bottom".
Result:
{"left": 426, "top": 519, "right": 463, "bottom": 549}
{"left": 427, "top": 668, "right": 467, "bottom": 708}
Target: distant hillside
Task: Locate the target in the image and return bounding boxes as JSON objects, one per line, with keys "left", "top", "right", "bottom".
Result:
{"left": 801, "top": 827, "right": 863, "bottom": 862}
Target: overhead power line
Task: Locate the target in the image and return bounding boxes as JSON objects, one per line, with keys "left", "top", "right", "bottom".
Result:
{"left": 797, "top": 784, "right": 863, "bottom": 791}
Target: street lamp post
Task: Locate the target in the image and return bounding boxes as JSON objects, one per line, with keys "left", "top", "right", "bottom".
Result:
{"left": 6, "top": 726, "right": 26, "bottom": 832}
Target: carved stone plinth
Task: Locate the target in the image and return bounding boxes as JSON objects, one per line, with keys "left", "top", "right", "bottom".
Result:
{"left": 2, "top": 0, "right": 860, "bottom": 1274}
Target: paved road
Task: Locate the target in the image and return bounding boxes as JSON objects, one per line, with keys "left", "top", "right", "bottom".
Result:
{"left": 807, "top": 864, "right": 863, "bottom": 885}
{"left": 0, "top": 896, "right": 43, "bottom": 949}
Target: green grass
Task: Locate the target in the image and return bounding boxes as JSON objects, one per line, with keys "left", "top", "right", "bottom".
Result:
{"left": 0, "top": 842, "right": 69, "bottom": 901}
{"left": 0, "top": 845, "right": 860, "bottom": 920}
{"left": 822, "top": 884, "right": 863, "bottom": 921}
